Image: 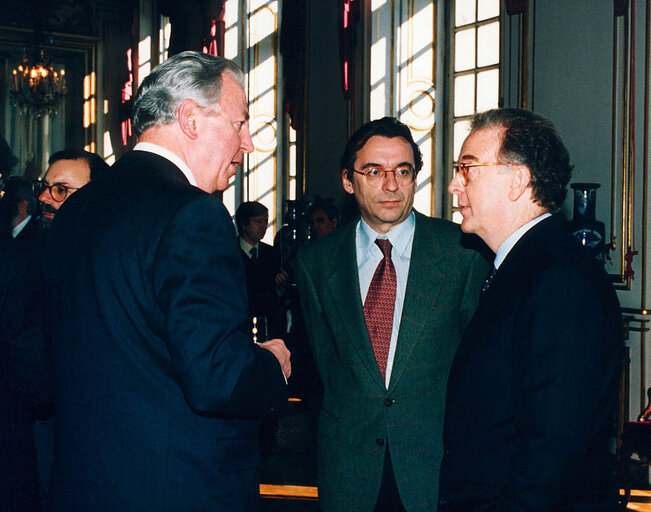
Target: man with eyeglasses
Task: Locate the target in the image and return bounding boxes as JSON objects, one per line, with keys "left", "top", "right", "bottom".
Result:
{"left": 439, "top": 108, "right": 623, "bottom": 511}
{"left": 37, "top": 149, "right": 110, "bottom": 229}
{"left": 43, "top": 52, "right": 290, "bottom": 511}
{"left": 296, "top": 117, "right": 488, "bottom": 512}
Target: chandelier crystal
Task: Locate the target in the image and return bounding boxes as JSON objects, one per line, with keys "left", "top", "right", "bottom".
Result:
{"left": 10, "top": 50, "right": 66, "bottom": 118}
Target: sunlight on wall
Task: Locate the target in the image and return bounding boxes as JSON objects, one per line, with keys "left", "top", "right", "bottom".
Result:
{"left": 288, "top": 127, "right": 297, "bottom": 200}
{"left": 159, "top": 17, "right": 171, "bottom": 62}
{"left": 103, "top": 130, "right": 115, "bottom": 165}
{"left": 370, "top": 37, "right": 387, "bottom": 119}
{"left": 138, "top": 36, "right": 152, "bottom": 85}
{"left": 83, "top": 72, "right": 96, "bottom": 129}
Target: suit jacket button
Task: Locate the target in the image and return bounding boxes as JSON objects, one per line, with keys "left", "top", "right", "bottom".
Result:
{"left": 376, "top": 438, "right": 385, "bottom": 446}
{"left": 384, "top": 397, "right": 394, "bottom": 407}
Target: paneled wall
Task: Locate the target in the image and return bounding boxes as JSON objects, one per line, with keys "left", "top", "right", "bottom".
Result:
{"left": 526, "top": 0, "right": 650, "bottom": 420}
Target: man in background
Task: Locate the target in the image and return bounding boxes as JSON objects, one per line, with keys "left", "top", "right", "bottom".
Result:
{"left": 308, "top": 199, "right": 339, "bottom": 239}
{"left": 0, "top": 177, "right": 43, "bottom": 245}
{"left": 439, "top": 108, "right": 622, "bottom": 511}
{"left": 296, "top": 117, "right": 488, "bottom": 511}
{"left": 36, "top": 149, "right": 109, "bottom": 228}
{"left": 235, "top": 200, "right": 288, "bottom": 339}
{"left": 45, "top": 51, "right": 290, "bottom": 511}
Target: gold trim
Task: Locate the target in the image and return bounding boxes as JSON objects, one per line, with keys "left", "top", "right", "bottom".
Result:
{"left": 259, "top": 484, "right": 318, "bottom": 500}
{"left": 641, "top": 0, "right": 650, "bottom": 310}
{"left": 609, "top": 7, "right": 634, "bottom": 289}
{"left": 431, "top": 0, "right": 437, "bottom": 215}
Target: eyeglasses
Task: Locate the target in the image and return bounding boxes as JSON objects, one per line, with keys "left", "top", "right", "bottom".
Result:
{"left": 452, "top": 161, "right": 516, "bottom": 186}
{"left": 351, "top": 165, "right": 415, "bottom": 186}
{"left": 34, "top": 180, "right": 80, "bottom": 202}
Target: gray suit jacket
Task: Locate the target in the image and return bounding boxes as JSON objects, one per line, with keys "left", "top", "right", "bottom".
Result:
{"left": 296, "top": 211, "right": 488, "bottom": 511}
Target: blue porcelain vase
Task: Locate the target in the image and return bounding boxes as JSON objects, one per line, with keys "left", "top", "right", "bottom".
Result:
{"left": 568, "top": 183, "right": 605, "bottom": 261}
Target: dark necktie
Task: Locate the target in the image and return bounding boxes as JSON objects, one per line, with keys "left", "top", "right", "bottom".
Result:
{"left": 363, "top": 239, "right": 397, "bottom": 379}
{"left": 481, "top": 266, "right": 497, "bottom": 295}
{"left": 250, "top": 246, "right": 257, "bottom": 262}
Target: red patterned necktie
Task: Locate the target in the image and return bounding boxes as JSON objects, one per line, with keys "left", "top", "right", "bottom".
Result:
{"left": 363, "top": 238, "right": 397, "bottom": 379}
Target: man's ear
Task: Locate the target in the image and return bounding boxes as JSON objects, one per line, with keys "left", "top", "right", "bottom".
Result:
{"left": 508, "top": 164, "right": 532, "bottom": 202}
{"left": 342, "top": 169, "right": 355, "bottom": 195}
{"left": 177, "top": 100, "right": 201, "bottom": 139}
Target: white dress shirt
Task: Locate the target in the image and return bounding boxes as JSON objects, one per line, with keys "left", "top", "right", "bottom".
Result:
{"left": 240, "top": 237, "right": 258, "bottom": 259}
{"left": 356, "top": 211, "right": 415, "bottom": 388}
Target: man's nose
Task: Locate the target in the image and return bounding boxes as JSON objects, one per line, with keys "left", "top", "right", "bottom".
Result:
{"left": 241, "top": 125, "right": 254, "bottom": 153}
{"left": 448, "top": 174, "right": 464, "bottom": 195}
{"left": 38, "top": 189, "right": 50, "bottom": 203}
{"left": 382, "top": 171, "right": 399, "bottom": 191}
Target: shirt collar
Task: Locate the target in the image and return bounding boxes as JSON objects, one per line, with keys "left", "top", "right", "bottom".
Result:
{"left": 358, "top": 211, "right": 415, "bottom": 258}
{"left": 133, "top": 142, "right": 198, "bottom": 187}
{"left": 494, "top": 212, "right": 551, "bottom": 269}
{"left": 12, "top": 215, "right": 31, "bottom": 238}
{"left": 240, "top": 237, "right": 257, "bottom": 255}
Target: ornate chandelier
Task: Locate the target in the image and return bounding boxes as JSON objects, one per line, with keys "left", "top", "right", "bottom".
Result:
{"left": 10, "top": 50, "right": 66, "bottom": 118}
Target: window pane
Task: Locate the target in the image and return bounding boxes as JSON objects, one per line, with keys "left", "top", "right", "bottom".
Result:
{"left": 455, "top": 28, "right": 476, "bottom": 72}
{"left": 477, "top": 22, "right": 499, "bottom": 67}
{"left": 454, "top": 74, "right": 476, "bottom": 116}
{"left": 476, "top": 68, "right": 499, "bottom": 112}
{"left": 455, "top": 0, "right": 476, "bottom": 27}
{"left": 454, "top": 120, "right": 471, "bottom": 159}
{"left": 478, "top": 0, "right": 499, "bottom": 21}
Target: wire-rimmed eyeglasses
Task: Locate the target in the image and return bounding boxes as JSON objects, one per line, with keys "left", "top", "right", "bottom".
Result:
{"left": 452, "top": 161, "right": 516, "bottom": 186}
{"left": 34, "top": 180, "right": 80, "bottom": 202}
{"left": 351, "top": 165, "right": 415, "bottom": 187}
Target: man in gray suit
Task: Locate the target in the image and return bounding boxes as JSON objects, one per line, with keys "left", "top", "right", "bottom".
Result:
{"left": 296, "top": 117, "right": 488, "bottom": 512}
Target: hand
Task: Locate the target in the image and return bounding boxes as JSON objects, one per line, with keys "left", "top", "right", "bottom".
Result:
{"left": 258, "top": 338, "right": 291, "bottom": 380}
{"left": 274, "top": 268, "right": 289, "bottom": 287}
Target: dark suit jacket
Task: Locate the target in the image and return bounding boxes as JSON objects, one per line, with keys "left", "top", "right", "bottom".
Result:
{"left": 296, "top": 212, "right": 489, "bottom": 512}
{"left": 0, "top": 217, "right": 48, "bottom": 512}
{"left": 439, "top": 216, "right": 623, "bottom": 512}
{"left": 45, "top": 151, "right": 287, "bottom": 511}
{"left": 240, "top": 241, "right": 284, "bottom": 337}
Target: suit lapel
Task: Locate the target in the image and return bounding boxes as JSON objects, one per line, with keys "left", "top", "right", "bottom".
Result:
{"left": 389, "top": 212, "right": 445, "bottom": 391}
{"left": 325, "top": 223, "right": 387, "bottom": 390}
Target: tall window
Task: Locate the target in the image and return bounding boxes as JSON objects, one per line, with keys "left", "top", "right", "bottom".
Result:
{"left": 450, "top": 0, "right": 501, "bottom": 223}
{"left": 365, "top": 0, "right": 500, "bottom": 219}
{"left": 368, "top": 0, "right": 437, "bottom": 216}
{"left": 222, "top": 0, "right": 288, "bottom": 243}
